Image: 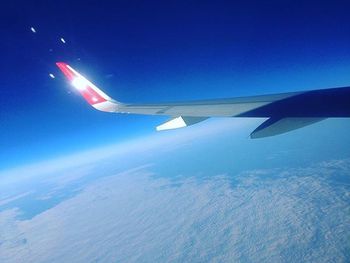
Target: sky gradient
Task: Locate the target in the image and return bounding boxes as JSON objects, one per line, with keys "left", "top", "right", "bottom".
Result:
{"left": 2, "top": 0, "right": 350, "bottom": 170}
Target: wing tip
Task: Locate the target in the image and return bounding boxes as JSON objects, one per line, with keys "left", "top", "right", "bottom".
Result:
{"left": 56, "top": 61, "right": 68, "bottom": 69}
{"left": 55, "top": 62, "right": 75, "bottom": 81}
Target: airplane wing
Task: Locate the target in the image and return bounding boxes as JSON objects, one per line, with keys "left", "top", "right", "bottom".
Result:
{"left": 56, "top": 62, "right": 350, "bottom": 138}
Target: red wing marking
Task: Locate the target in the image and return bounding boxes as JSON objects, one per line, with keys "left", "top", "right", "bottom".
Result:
{"left": 56, "top": 62, "right": 107, "bottom": 105}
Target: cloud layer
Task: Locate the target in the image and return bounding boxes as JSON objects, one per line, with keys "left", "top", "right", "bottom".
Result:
{"left": 1, "top": 159, "right": 349, "bottom": 262}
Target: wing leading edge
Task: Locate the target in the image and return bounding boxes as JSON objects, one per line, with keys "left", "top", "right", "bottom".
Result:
{"left": 56, "top": 62, "right": 350, "bottom": 138}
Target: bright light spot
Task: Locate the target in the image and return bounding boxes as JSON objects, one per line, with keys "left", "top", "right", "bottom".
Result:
{"left": 60, "top": 37, "right": 66, "bottom": 44}
{"left": 92, "top": 97, "right": 98, "bottom": 102}
{"left": 72, "top": 77, "right": 87, "bottom": 90}
{"left": 30, "top": 27, "right": 36, "bottom": 33}
{"left": 49, "top": 73, "right": 55, "bottom": 79}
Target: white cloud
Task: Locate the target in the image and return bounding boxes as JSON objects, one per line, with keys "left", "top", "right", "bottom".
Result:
{"left": 0, "top": 192, "right": 33, "bottom": 206}
{"left": 0, "top": 160, "right": 349, "bottom": 262}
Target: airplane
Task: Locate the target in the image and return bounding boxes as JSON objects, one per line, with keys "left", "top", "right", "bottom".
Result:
{"left": 56, "top": 62, "right": 350, "bottom": 138}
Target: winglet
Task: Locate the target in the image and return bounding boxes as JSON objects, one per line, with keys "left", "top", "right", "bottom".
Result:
{"left": 56, "top": 62, "right": 119, "bottom": 112}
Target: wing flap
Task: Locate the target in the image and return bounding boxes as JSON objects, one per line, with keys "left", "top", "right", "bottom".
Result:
{"left": 156, "top": 116, "right": 208, "bottom": 131}
{"left": 250, "top": 117, "right": 325, "bottom": 138}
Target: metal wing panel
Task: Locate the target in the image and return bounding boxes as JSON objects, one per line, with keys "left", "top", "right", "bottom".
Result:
{"left": 118, "top": 93, "right": 298, "bottom": 117}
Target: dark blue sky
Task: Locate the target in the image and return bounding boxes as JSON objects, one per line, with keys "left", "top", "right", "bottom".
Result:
{"left": 1, "top": 0, "right": 350, "bottom": 170}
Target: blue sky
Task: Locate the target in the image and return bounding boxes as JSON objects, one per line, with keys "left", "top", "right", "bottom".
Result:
{"left": 1, "top": 0, "right": 350, "bottom": 170}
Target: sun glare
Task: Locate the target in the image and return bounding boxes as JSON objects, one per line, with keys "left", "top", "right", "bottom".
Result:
{"left": 72, "top": 77, "right": 88, "bottom": 91}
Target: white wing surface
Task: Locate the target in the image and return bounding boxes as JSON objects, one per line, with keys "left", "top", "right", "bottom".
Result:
{"left": 56, "top": 62, "right": 350, "bottom": 138}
